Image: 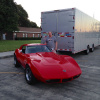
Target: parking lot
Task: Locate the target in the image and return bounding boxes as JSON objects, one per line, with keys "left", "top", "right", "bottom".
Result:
{"left": 0, "top": 47, "right": 100, "bottom": 100}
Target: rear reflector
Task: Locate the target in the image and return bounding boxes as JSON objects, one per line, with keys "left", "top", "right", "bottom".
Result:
{"left": 73, "top": 16, "right": 75, "bottom": 20}
{"left": 69, "top": 49, "right": 71, "bottom": 51}
{"left": 58, "top": 49, "right": 72, "bottom": 51}
{"left": 67, "top": 36, "right": 71, "bottom": 37}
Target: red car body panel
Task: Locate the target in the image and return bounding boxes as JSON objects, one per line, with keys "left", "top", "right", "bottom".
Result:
{"left": 15, "top": 43, "right": 82, "bottom": 83}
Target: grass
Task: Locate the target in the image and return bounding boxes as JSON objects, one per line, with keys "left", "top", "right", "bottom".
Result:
{"left": 0, "top": 40, "right": 41, "bottom": 52}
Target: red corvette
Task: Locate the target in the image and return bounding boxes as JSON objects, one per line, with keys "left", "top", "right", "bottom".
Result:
{"left": 14, "top": 43, "right": 82, "bottom": 85}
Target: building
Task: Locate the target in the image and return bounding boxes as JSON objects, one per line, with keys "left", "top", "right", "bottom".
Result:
{"left": 0, "top": 32, "right": 13, "bottom": 40}
{"left": 13, "top": 27, "right": 41, "bottom": 39}
{"left": 0, "top": 27, "right": 41, "bottom": 40}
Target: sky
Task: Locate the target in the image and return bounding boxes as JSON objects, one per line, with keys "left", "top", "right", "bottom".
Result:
{"left": 14, "top": 0, "right": 100, "bottom": 27}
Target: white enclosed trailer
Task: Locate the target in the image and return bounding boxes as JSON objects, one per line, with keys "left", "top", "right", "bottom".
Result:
{"left": 41, "top": 8, "right": 100, "bottom": 54}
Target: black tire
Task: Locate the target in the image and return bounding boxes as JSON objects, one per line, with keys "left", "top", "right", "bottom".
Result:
{"left": 14, "top": 54, "right": 20, "bottom": 67}
{"left": 90, "top": 44, "right": 94, "bottom": 52}
{"left": 25, "top": 65, "right": 37, "bottom": 85}
{"left": 85, "top": 45, "right": 90, "bottom": 55}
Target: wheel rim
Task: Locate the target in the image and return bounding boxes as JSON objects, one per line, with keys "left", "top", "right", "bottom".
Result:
{"left": 92, "top": 45, "right": 94, "bottom": 51}
{"left": 87, "top": 47, "right": 89, "bottom": 53}
{"left": 26, "top": 68, "right": 32, "bottom": 81}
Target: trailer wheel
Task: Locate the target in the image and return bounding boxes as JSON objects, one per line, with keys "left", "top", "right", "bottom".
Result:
{"left": 90, "top": 44, "right": 94, "bottom": 52}
{"left": 85, "top": 45, "right": 90, "bottom": 55}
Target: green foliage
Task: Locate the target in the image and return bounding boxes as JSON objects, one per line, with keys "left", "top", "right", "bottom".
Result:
{"left": 16, "top": 4, "right": 38, "bottom": 28}
{"left": 30, "top": 21, "right": 38, "bottom": 28}
{"left": 15, "top": 37, "right": 41, "bottom": 40}
{"left": 17, "top": 4, "right": 29, "bottom": 27}
{"left": 0, "top": 0, "right": 19, "bottom": 33}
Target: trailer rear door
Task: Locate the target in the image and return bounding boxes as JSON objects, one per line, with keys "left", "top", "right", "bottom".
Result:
{"left": 41, "top": 11, "right": 58, "bottom": 43}
{"left": 41, "top": 12, "right": 57, "bottom": 33}
{"left": 57, "top": 9, "right": 75, "bottom": 32}
{"left": 57, "top": 9, "right": 75, "bottom": 52}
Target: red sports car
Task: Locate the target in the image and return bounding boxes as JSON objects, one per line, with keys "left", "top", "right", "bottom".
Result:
{"left": 14, "top": 43, "right": 82, "bottom": 85}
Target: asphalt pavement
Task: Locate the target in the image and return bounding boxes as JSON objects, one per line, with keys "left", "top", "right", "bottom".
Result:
{"left": 0, "top": 46, "right": 100, "bottom": 100}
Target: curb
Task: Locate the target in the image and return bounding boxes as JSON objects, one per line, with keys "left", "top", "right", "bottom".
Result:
{"left": 0, "top": 51, "right": 14, "bottom": 59}
{"left": 0, "top": 55, "right": 14, "bottom": 59}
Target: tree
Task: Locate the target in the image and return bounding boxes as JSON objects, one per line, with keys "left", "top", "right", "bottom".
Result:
{"left": 0, "top": 0, "right": 39, "bottom": 40}
{"left": 17, "top": 4, "right": 28, "bottom": 27}
{"left": 17, "top": 4, "right": 38, "bottom": 28}
{"left": 30, "top": 21, "right": 38, "bottom": 28}
{"left": 0, "top": 0, "right": 19, "bottom": 40}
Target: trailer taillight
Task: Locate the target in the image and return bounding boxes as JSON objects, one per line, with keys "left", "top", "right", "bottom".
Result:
{"left": 73, "top": 16, "right": 75, "bottom": 20}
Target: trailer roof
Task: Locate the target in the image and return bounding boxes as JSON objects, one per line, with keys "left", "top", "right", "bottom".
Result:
{"left": 41, "top": 8, "right": 76, "bottom": 14}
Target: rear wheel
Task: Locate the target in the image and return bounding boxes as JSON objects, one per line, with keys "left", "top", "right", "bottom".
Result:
{"left": 85, "top": 45, "right": 90, "bottom": 55}
{"left": 25, "top": 65, "right": 37, "bottom": 85}
{"left": 90, "top": 44, "right": 94, "bottom": 52}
